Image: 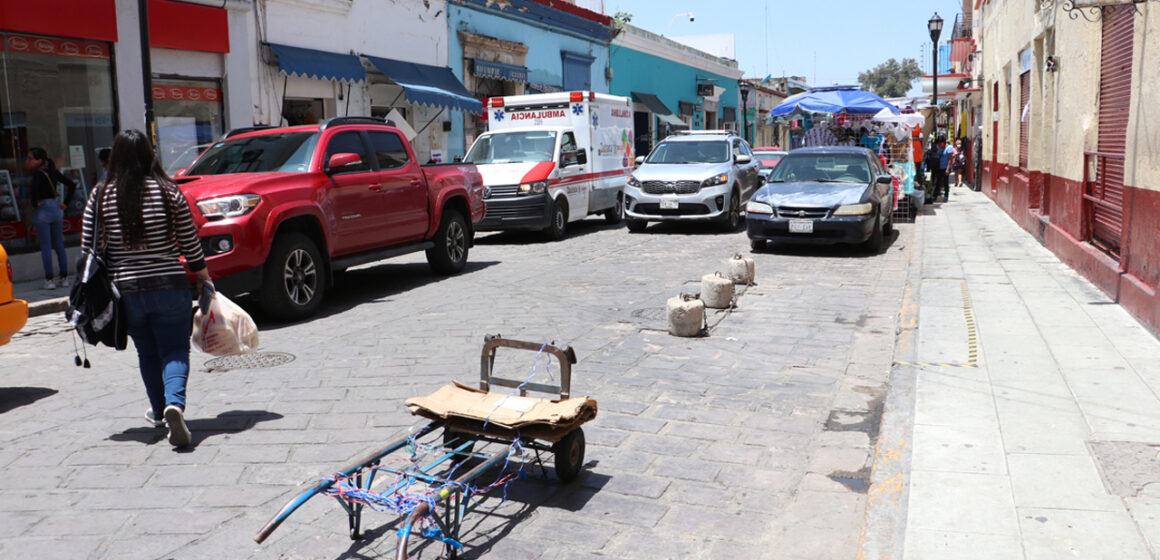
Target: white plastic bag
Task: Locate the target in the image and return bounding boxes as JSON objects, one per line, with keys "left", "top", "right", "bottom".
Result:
{"left": 192, "top": 293, "right": 259, "bottom": 356}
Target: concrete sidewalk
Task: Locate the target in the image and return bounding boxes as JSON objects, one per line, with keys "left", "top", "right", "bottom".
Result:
{"left": 865, "top": 184, "right": 1160, "bottom": 558}
{"left": 14, "top": 278, "right": 71, "bottom": 318}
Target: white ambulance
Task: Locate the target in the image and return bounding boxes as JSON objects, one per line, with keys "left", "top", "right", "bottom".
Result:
{"left": 465, "top": 91, "right": 634, "bottom": 240}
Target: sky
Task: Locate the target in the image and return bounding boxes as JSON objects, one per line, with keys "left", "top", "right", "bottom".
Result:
{"left": 598, "top": 0, "right": 967, "bottom": 95}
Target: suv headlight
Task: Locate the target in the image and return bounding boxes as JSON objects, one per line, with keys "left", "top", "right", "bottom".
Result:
{"left": 702, "top": 173, "right": 729, "bottom": 187}
{"left": 746, "top": 201, "right": 773, "bottom": 214}
{"left": 197, "top": 194, "right": 261, "bottom": 220}
{"left": 518, "top": 180, "right": 548, "bottom": 194}
{"left": 627, "top": 176, "right": 641, "bottom": 188}
{"left": 833, "top": 202, "right": 873, "bottom": 216}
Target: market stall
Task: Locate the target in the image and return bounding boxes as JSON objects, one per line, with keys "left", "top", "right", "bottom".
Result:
{"left": 870, "top": 108, "right": 926, "bottom": 215}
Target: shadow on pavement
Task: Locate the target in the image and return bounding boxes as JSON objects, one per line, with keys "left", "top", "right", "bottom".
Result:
{"left": 0, "top": 386, "right": 59, "bottom": 414}
{"left": 753, "top": 229, "right": 901, "bottom": 259}
{"left": 474, "top": 217, "right": 622, "bottom": 246}
{"left": 108, "top": 409, "right": 283, "bottom": 448}
{"left": 625, "top": 221, "right": 746, "bottom": 237}
{"left": 333, "top": 459, "right": 609, "bottom": 560}
{"left": 249, "top": 260, "right": 500, "bottom": 331}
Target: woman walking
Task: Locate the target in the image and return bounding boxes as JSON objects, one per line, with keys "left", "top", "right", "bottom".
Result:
{"left": 26, "top": 147, "right": 75, "bottom": 289}
{"left": 81, "top": 130, "right": 213, "bottom": 448}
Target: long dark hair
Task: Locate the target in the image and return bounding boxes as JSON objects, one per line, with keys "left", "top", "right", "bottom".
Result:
{"left": 105, "top": 129, "right": 177, "bottom": 250}
{"left": 29, "top": 147, "right": 57, "bottom": 171}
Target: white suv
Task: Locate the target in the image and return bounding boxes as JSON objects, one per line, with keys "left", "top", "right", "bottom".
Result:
{"left": 623, "top": 131, "right": 762, "bottom": 232}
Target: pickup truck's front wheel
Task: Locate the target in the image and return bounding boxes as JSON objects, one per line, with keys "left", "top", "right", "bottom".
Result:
{"left": 426, "top": 209, "right": 468, "bottom": 274}
{"left": 261, "top": 232, "right": 327, "bottom": 321}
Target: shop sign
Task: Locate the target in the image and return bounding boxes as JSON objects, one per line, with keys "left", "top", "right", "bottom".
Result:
{"left": 4, "top": 34, "right": 109, "bottom": 60}
{"left": 152, "top": 85, "right": 222, "bottom": 102}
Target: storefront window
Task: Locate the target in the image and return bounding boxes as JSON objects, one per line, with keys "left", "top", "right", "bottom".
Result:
{"left": 0, "top": 32, "right": 116, "bottom": 251}
{"left": 154, "top": 78, "right": 224, "bottom": 175}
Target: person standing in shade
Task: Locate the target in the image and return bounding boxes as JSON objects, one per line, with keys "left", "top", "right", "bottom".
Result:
{"left": 932, "top": 134, "right": 954, "bottom": 202}
{"left": 82, "top": 130, "right": 213, "bottom": 448}
{"left": 26, "top": 147, "right": 75, "bottom": 289}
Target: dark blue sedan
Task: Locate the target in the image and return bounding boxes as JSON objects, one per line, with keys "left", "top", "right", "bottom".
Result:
{"left": 746, "top": 147, "right": 894, "bottom": 253}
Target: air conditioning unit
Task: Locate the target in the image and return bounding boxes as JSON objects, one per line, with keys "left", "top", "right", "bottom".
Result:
{"left": 605, "top": 66, "right": 614, "bottom": 80}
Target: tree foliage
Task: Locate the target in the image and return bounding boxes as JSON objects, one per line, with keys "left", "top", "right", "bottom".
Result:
{"left": 858, "top": 58, "right": 923, "bottom": 98}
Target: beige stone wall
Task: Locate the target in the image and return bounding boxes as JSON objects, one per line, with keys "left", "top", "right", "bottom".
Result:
{"left": 1127, "top": 9, "right": 1159, "bottom": 191}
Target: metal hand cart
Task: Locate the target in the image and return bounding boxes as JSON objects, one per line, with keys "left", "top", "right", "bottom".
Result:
{"left": 254, "top": 335, "right": 595, "bottom": 559}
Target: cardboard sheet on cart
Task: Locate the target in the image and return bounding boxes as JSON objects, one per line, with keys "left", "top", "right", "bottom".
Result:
{"left": 406, "top": 381, "right": 597, "bottom": 438}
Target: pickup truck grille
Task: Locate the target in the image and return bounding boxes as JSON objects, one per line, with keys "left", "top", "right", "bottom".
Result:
{"left": 486, "top": 184, "right": 521, "bottom": 198}
{"left": 775, "top": 206, "right": 830, "bottom": 219}
{"left": 642, "top": 180, "right": 701, "bottom": 195}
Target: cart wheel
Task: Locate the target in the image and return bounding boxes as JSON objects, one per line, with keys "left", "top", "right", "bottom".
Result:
{"left": 553, "top": 428, "right": 585, "bottom": 482}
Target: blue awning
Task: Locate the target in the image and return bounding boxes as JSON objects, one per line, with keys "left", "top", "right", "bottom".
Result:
{"left": 472, "top": 59, "right": 528, "bottom": 84}
{"left": 363, "top": 55, "right": 482, "bottom": 114}
{"left": 267, "top": 43, "right": 365, "bottom": 83}
{"left": 768, "top": 86, "right": 899, "bottom": 117}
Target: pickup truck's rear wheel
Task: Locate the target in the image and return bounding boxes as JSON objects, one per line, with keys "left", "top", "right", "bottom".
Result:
{"left": 545, "top": 198, "right": 568, "bottom": 241}
{"left": 261, "top": 232, "right": 326, "bottom": 321}
{"left": 426, "top": 209, "right": 468, "bottom": 274}
{"left": 603, "top": 194, "right": 624, "bottom": 225}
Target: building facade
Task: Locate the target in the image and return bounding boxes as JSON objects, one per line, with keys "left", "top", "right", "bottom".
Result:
{"left": 609, "top": 24, "right": 743, "bottom": 157}
{"left": 445, "top": 0, "right": 613, "bottom": 160}
{"left": 977, "top": 0, "right": 1160, "bottom": 333}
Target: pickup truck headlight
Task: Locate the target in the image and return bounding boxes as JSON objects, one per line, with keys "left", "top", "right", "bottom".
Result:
{"left": 833, "top": 202, "right": 873, "bottom": 216}
{"left": 197, "top": 194, "right": 261, "bottom": 220}
{"left": 519, "top": 180, "right": 548, "bottom": 194}
{"left": 746, "top": 201, "right": 773, "bottom": 214}
{"left": 626, "top": 176, "right": 641, "bottom": 188}
{"left": 702, "top": 173, "right": 729, "bottom": 187}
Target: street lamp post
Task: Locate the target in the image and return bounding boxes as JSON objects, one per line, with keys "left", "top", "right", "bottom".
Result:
{"left": 928, "top": 13, "right": 943, "bottom": 137}
{"left": 739, "top": 81, "right": 751, "bottom": 144}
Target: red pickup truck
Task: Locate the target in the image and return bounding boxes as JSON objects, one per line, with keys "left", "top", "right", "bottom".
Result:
{"left": 175, "top": 117, "right": 485, "bottom": 321}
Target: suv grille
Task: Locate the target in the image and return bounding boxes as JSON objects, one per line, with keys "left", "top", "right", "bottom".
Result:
{"left": 486, "top": 184, "right": 521, "bottom": 198}
{"left": 642, "top": 180, "right": 701, "bottom": 195}
{"left": 775, "top": 206, "right": 830, "bottom": 219}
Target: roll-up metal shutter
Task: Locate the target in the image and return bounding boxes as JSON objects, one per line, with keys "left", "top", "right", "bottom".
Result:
{"left": 1094, "top": 7, "right": 1134, "bottom": 252}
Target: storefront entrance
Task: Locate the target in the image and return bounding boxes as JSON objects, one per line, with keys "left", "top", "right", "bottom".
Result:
{"left": 0, "top": 31, "right": 116, "bottom": 249}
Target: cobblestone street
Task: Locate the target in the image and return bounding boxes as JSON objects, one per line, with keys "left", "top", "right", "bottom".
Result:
{"left": 0, "top": 218, "right": 910, "bottom": 559}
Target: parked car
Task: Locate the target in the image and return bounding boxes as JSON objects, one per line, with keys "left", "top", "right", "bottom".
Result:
{"left": 177, "top": 117, "right": 486, "bottom": 321}
{"left": 752, "top": 147, "right": 787, "bottom": 180}
{"left": 746, "top": 146, "right": 894, "bottom": 253}
{"left": 623, "top": 130, "right": 761, "bottom": 232}
{"left": 0, "top": 244, "right": 28, "bottom": 346}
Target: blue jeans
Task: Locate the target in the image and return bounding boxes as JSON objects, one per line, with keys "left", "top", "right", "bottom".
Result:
{"left": 33, "top": 201, "right": 67, "bottom": 280}
{"left": 124, "top": 289, "right": 194, "bottom": 417}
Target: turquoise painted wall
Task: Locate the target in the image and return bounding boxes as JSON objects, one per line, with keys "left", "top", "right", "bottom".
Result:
{"left": 445, "top": 2, "right": 611, "bottom": 159}
{"left": 609, "top": 44, "right": 738, "bottom": 132}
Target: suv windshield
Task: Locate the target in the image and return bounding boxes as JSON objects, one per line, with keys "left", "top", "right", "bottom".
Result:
{"left": 769, "top": 154, "right": 872, "bottom": 184}
{"left": 465, "top": 131, "right": 557, "bottom": 164}
{"left": 186, "top": 132, "right": 320, "bottom": 175}
{"left": 646, "top": 140, "right": 730, "bottom": 164}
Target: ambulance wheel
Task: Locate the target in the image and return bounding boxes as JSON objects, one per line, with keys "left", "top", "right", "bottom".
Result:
{"left": 626, "top": 219, "right": 647, "bottom": 233}
{"left": 545, "top": 199, "right": 568, "bottom": 241}
{"left": 603, "top": 194, "right": 624, "bottom": 224}
{"left": 553, "top": 428, "right": 585, "bottom": 482}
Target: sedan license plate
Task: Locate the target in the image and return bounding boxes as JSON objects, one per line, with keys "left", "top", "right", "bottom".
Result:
{"left": 659, "top": 197, "right": 679, "bottom": 210}
{"left": 789, "top": 219, "right": 813, "bottom": 234}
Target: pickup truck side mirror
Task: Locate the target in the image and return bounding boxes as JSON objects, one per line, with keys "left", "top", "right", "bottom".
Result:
{"left": 576, "top": 148, "right": 587, "bottom": 165}
{"left": 735, "top": 154, "right": 752, "bottom": 165}
{"left": 326, "top": 152, "right": 362, "bottom": 173}
{"left": 634, "top": 155, "right": 645, "bottom": 167}
{"left": 453, "top": 155, "right": 463, "bottom": 163}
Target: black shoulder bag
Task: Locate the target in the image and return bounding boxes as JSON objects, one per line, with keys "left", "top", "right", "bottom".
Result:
{"left": 65, "top": 184, "right": 128, "bottom": 364}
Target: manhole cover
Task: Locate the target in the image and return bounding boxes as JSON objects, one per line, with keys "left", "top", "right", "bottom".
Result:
{"left": 203, "top": 352, "right": 296, "bottom": 372}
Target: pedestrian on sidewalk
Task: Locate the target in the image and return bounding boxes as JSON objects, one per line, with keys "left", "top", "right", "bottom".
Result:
{"left": 26, "top": 147, "right": 75, "bottom": 289}
{"left": 951, "top": 138, "right": 967, "bottom": 187}
{"left": 931, "top": 134, "right": 953, "bottom": 202}
{"left": 83, "top": 129, "right": 213, "bottom": 449}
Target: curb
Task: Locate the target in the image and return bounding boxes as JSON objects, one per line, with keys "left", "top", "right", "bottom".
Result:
{"left": 28, "top": 298, "right": 68, "bottom": 318}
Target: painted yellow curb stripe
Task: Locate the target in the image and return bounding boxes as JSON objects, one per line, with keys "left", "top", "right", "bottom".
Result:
{"left": 896, "top": 281, "right": 979, "bottom": 369}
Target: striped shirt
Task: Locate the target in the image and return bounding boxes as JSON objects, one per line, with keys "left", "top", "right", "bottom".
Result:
{"left": 81, "top": 178, "right": 206, "bottom": 291}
